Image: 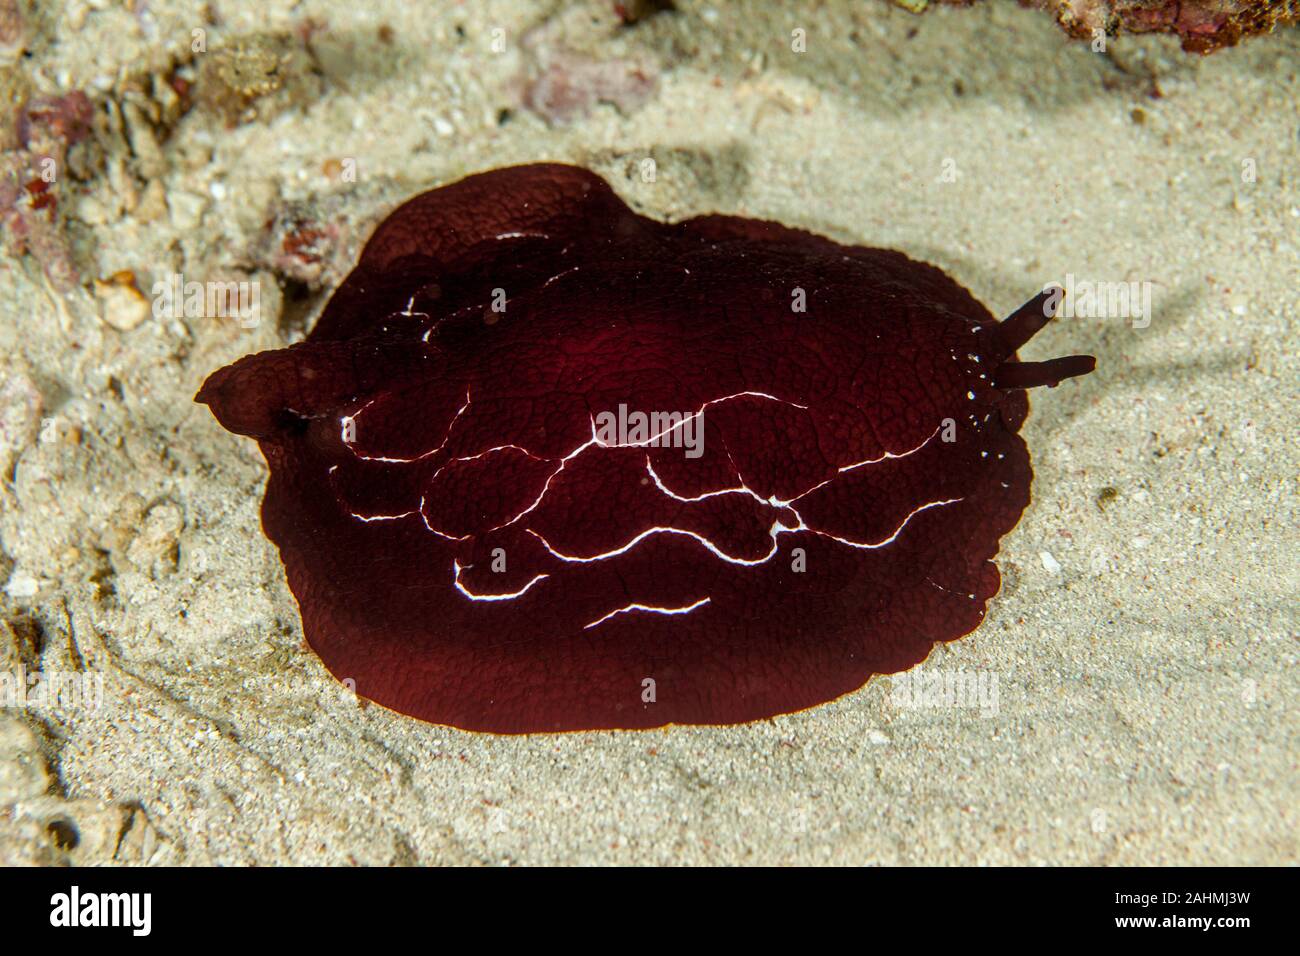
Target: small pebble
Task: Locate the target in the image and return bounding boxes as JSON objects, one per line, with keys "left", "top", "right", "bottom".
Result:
{"left": 94, "top": 271, "right": 150, "bottom": 331}
{"left": 4, "top": 569, "right": 38, "bottom": 600}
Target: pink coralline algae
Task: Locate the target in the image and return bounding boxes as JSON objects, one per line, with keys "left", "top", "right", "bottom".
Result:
{"left": 929, "top": 0, "right": 1298, "bottom": 54}
{"left": 1, "top": 91, "right": 94, "bottom": 291}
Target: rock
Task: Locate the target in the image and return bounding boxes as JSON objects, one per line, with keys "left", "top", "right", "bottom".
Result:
{"left": 135, "top": 178, "right": 168, "bottom": 223}
{"left": 4, "top": 796, "right": 173, "bottom": 865}
{"left": 0, "top": 357, "right": 42, "bottom": 476}
{"left": 0, "top": 716, "right": 52, "bottom": 803}
{"left": 0, "top": 0, "right": 28, "bottom": 66}
{"left": 126, "top": 500, "right": 184, "bottom": 577}
{"left": 934, "top": 0, "right": 1298, "bottom": 54}
{"left": 3, "top": 568, "right": 38, "bottom": 601}
{"left": 94, "top": 270, "right": 151, "bottom": 331}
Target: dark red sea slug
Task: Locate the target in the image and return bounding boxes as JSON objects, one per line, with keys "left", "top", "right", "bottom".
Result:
{"left": 196, "top": 163, "right": 1094, "bottom": 733}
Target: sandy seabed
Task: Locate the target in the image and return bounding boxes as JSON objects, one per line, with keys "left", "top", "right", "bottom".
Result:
{"left": 0, "top": 0, "right": 1295, "bottom": 865}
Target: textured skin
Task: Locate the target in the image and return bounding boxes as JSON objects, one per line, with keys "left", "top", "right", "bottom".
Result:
{"left": 197, "top": 164, "right": 1092, "bottom": 733}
